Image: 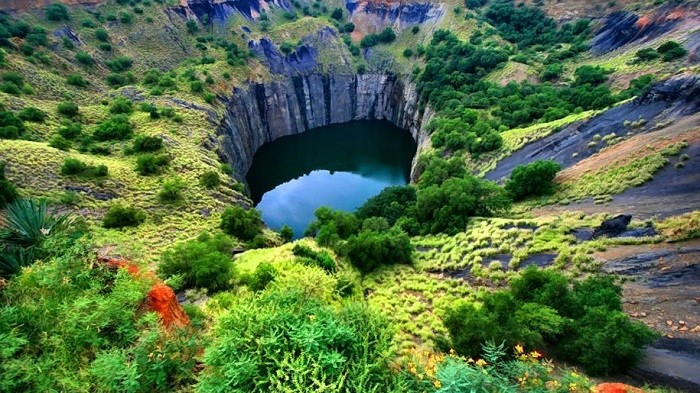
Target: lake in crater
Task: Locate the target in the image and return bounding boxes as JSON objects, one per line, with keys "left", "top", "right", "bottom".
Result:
{"left": 246, "top": 120, "right": 417, "bottom": 238}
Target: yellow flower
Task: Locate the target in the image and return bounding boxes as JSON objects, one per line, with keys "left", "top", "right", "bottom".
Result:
{"left": 515, "top": 344, "right": 524, "bottom": 354}
{"left": 530, "top": 350, "right": 542, "bottom": 359}
{"left": 475, "top": 358, "right": 487, "bottom": 367}
{"left": 433, "top": 380, "right": 442, "bottom": 388}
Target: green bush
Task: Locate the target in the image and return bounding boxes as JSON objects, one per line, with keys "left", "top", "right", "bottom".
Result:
{"left": 60, "top": 158, "right": 108, "bottom": 178}
{"left": 45, "top": 3, "right": 70, "bottom": 21}
{"left": 197, "top": 287, "right": 407, "bottom": 392}
{"left": 199, "top": 170, "right": 220, "bottom": 189}
{"left": 58, "top": 121, "right": 82, "bottom": 139}
{"left": 66, "top": 73, "right": 88, "bottom": 87}
{"left": 57, "top": 101, "right": 80, "bottom": 117}
{"left": 135, "top": 153, "right": 170, "bottom": 176}
{"left": 345, "top": 228, "right": 412, "bottom": 274}
{"left": 291, "top": 244, "right": 335, "bottom": 272}
{"left": 17, "top": 107, "right": 46, "bottom": 122}
{"left": 94, "top": 27, "right": 109, "bottom": 42}
{"left": 331, "top": 7, "right": 343, "bottom": 20}
{"left": 102, "top": 204, "right": 146, "bottom": 228}
{"left": 635, "top": 47, "right": 659, "bottom": 61}
{"left": 130, "top": 135, "right": 163, "bottom": 153}
{"left": 505, "top": 160, "right": 561, "bottom": 201}
{"left": 106, "top": 56, "right": 133, "bottom": 73}
{"left": 443, "top": 267, "right": 657, "bottom": 376}
{"left": 93, "top": 115, "right": 133, "bottom": 141}
{"left": 0, "top": 104, "right": 25, "bottom": 139}
{"left": 305, "top": 206, "right": 360, "bottom": 246}
{"left": 243, "top": 262, "right": 277, "bottom": 291}
{"left": 0, "top": 162, "right": 18, "bottom": 208}
{"left": 280, "top": 224, "right": 294, "bottom": 243}
{"left": 220, "top": 205, "right": 263, "bottom": 242}
{"left": 158, "top": 177, "right": 187, "bottom": 203}
{"left": 158, "top": 232, "right": 234, "bottom": 293}
{"left": 49, "top": 135, "right": 71, "bottom": 151}
{"left": 75, "top": 51, "right": 94, "bottom": 66}
{"left": 356, "top": 185, "right": 417, "bottom": 226}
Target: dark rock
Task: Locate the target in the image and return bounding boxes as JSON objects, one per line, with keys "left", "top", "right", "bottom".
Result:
{"left": 592, "top": 214, "right": 632, "bottom": 239}
{"left": 65, "top": 186, "right": 117, "bottom": 201}
{"left": 518, "top": 253, "right": 557, "bottom": 269}
{"left": 502, "top": 223, "right": 538, "bottom": 231}
{"left": 572, "top": 227, "right": 594, "bottom": 242}
{"left": 485, "top": 75, "right": 700, "bottom": 182}
{"left": 592, "top": 9, "right": 682, "bottom": 55}
{"left": 179, "top": 0, "right": 292, "bottom": 23}
{"left": 345, "top": 0, "right": 443, "bottom": 26}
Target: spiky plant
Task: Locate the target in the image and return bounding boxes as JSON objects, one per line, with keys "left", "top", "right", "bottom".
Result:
{"left": 1, "top": 199, "right": 73, "bottom": 247}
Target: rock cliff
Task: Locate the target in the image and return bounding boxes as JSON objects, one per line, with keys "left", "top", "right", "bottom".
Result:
{"left": 0, "top": 0, "right": 102, "bottom": 12}
{"left": 217, "top": 73, "right": 432, "bottom": 181}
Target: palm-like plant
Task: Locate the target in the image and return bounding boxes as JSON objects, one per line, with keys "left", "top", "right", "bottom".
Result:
{"left": 0, "top": 199, "right": 73, "bottom": 277}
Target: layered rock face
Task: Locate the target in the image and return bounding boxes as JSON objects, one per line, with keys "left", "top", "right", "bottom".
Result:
{"left": 218, "top": 73, "right": 432, "bottom": 180}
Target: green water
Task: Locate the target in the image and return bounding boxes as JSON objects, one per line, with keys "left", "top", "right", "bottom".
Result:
{"left": 246, "top": 120, "right": 417, "bottom": 238}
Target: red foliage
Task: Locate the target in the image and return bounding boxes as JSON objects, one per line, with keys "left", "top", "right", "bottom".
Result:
{"left": 595, "top": 383, "right": 645, "bottom": 393}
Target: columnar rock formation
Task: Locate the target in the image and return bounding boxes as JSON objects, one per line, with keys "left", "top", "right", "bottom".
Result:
{"left": 217, "top": 73, "right": 432, "bottom": 180}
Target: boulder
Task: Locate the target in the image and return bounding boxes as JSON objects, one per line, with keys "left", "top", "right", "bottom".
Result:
{"left": 592, "top": 214, "right": 632, "bottom": 239}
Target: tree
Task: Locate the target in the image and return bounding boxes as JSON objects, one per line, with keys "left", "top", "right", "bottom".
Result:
{"left": 573, "top": 65, "right": 610, "bottom": 86}
{"left": 505, "top": 160, "right": 561, "bottom": 201}
{"left": 45, "top": 3, "right": 70, "bottom": 21}
{"left": 220, "top": 206, "right": 263, "bottom": 242}
{"left": 279, "top": 225, "right": 294, "bottom": 243}
{"left": 330, "top": 7, "right": 343, "bottom": 20}
{"left": 345, "top": 228, "right": 412, "bottom": 274}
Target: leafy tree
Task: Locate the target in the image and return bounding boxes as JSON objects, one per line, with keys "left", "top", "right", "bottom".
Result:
{"left": 66, "top": 73, "right": 88, "bottom": 87}
{"left": 0, "top": 161, "right": 18, "bottom": 208}
{"left": 505, "top": 160, "right": 561, "bottom": 201}
{"left": 355, "top": 185, "right": 417, "bottom": 225}
{"left": 305, "top": 206, "right": 360, "bottom": 245}
{"left": 416, "top": 175, "right": 511, "bottom": 235}
{"left": 135, "top": 153, "right": 170, "bottom": 175}
{"left": 75, "top": 51, "right": 94, "bottom": 66}
{"left": 102, "top": 204, "right": 146, "bottom": 228}
{"left": 130, "top": 135, "right": 162, "bottom": 153}
{"left": 345, "top": 228, "right": 412, "bottom": 274}
{"left": 572, "top": 65, "right": 610, "bottom": 86}
{"left": 17, "top": 107, "right": 46, "bottom": 123}
{"left": 378, "top": 27, "right": 396, "bottom": 43}
{"left": 635, "top": 47, "right": 659, "bottom": 61}
{"left": 57, "top": 101, "right": 80, "bottom": 117}
{"left": 94, "top": 115, "right": 133, "bottom": 140}
{"left": 94, "top": 28, "right": 109, "bottom": 42}
{"left": 330, "top": 7, "right": 343, "bottom": 20}
{"left": 199, "top": 170, "right": 220, "bottom": 189}
{"left": 540, "top": 63, "right": 564, "bottom": 81}
{"left": 45, "top": 3, "right": 70, "bottom": 21}
{"left": 106, "top": 56, "right": 133, "bottom": 73}
{"left": 220, "top": 205, "right": 263, "bottom": 242}
{"left": 158, "top": 232, "right": 234, "bottom": 293}
{"left": 279, "top": 224, "right": 294, "bottom": 243}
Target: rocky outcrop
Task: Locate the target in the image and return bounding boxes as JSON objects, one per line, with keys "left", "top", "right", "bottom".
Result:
{"left": 346, "top": 0, "right": 444, "bottom": 37}
{"left": 176, "top": 0, "right": 291, "bottom": 22}
{"left": 592, "top": 214, "right": 633, "bottom": 239}
{"left": 217, "top": 73, "right": 432, "bottom": 180}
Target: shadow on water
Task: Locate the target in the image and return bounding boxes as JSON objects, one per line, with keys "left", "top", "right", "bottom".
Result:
{"left": 246, "top": 120, "right": 417, "bottom": 237}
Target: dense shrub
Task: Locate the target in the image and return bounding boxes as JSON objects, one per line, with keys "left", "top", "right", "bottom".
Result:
{"left": 93, "top": 115, "right": 133, "bottom": 140}
{"left": 572, "top": 65, "right": 610, "bottom": 86}
{"left": 49, "top": 135, "right": 71, "bottom": 150}
{"left": 135, "top": 153, "right": 170, "bottom": 175}
{"left": 280, "top": 224, "right": 294, "bottom": 243}
{"left": 415, "top": 175, "right": 512, "bottom": 235}
{"left": 243, "top": 262, "right": 277, "bottom": 291}
{"left": 60, "top": 158, "right": 108, "bottom": 178}
{"left": 199, "top": 170, "right": 220, "bottom": 189}
{"left": 220, "top": 205, "right": 263, "bottom": 242}
{"left": 635, "top": 47, "right": 660, "bottom": 61}
{"left": 130, "top": 135, "right": 162, "bottom": 153}
{"left": 0, "top": 162, "right": 18, "bottom": 208}
{"left": 17, "top": 107, "right": 46, "bottom": 122}
{"left": 75, "top": 51, "right": 94, "bottom": 66}
{"left": 443, "top": 267, "right": 657, "bottom": 376}
{"left": 197, "top": 287, "right": 407, "bottom": 392}
{"left": 658, "top": 40, "right": 687, "bottom": 62}
{"left": 291, "top": 244, "right": 335, "bottom": 272}
{"left": 66, "top": 73, "right": 88, "bottom": 87}
{"left": 102, "top": 204, "right": 146, "bottom": 228}
{"left": 505, "top": 160, "right": 561, "bottom": 201}
{"left": 45, "top": 3, "right": 70, "bottom": 21}
{"left": 94, "top": 28, "right": 109, "bottom": 42}
{"left": 331, "top": 7, "right": 344, "bottom": 20}
{"left": 106, "top": 56, "right": 133, "bottom": 73}
{"left": 305, "top": 206, "right": 360, "bottom": 246}
{"left": 540, "top": 62, "right": 564, "bottom": 81}
{"left": 355, "top": 185, "right": 417, "bottom": 226}
{"left": 57, "top": 101, "right": 80, "bottom": 117}
{"left": 0, "top": 104, "right": 26, "bottom": 139}
{"left": 158, "top": 233, "right": 234, "bottom": 293}
{"left": 58, "top": 121, "right": 82, "bottom": 139}
{"left": 345, "top": 228, "right": 412, "bottom": 274}
{"left": 158, "top": 177, "right": 187, "bottom": 203}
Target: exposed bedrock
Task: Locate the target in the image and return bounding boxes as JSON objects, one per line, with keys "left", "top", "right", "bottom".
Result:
{"left": 217, "top": 73, "right": 433, "bottom": 181}
{"left": 486, "top": 75, "right": 700, "bottom": 182}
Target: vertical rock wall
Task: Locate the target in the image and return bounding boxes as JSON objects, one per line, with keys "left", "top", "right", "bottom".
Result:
{"left": 218, "top": 73, "right": 432, "bottom": 181}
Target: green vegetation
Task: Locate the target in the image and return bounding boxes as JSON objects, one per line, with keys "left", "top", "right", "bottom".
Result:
{"left": 220, "top": 205, "right": 263, "bottom": 242}
{"left": 158, "top": 232, "right": 234, "bottom": 293}
{"left": 102, "top": 204, "right": 146, "bottom": 229}
{"left": 442, "top": 267, "right": 657, "bottom": 375}
{"left": 60, "top": 158, "right": 108, "bottom": 178}
{"left": 93, "top": 115, "right": 134, "bottom": 141}
{"left": 199, "top": 170, "right": 220, "bottom": 189}
{"left": 0, "top": 162, "right": 18, "bottom": 208}
{"left": 505, "top": 160, "right": 561, "bottom": 201}
{"left": 135, "top": 153, "right": 170, "bottom": 176}
{"left": 158, "top": 177, "right": 187, "bottom": 203}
